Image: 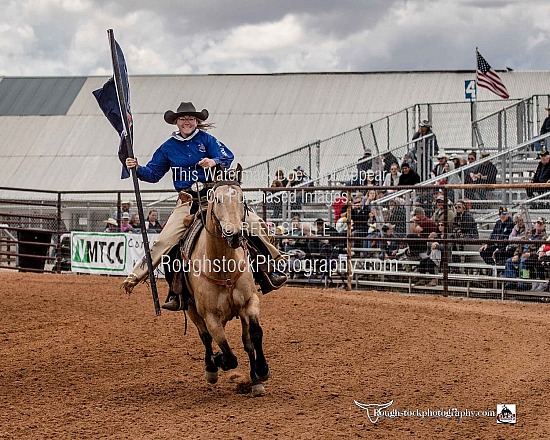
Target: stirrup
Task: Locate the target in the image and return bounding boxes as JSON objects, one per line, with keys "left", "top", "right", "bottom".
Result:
{"left": 161, "top": 294, "right": 181, "bottom": 311}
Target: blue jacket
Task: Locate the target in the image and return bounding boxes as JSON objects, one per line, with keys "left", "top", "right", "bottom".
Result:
{"left": 136, "top": 129, "right": 234, "bottom": 191}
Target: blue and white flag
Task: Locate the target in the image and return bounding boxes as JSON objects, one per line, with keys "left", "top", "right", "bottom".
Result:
{"left": 92, "top": 40, "right": 133, "bottom": 179}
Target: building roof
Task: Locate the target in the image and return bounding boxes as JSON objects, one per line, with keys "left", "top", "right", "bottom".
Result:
{"left": 1, "top": 71, "right": 550, "bottom": 196}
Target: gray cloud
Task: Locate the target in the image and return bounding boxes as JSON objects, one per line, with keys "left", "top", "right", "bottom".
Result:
{"left": 0, "top": 0, "right": 549, "bottom": 76}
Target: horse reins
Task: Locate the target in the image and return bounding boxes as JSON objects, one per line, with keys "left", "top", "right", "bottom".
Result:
{"left": 196, "top": 179, "right": 248, "bottom": 315}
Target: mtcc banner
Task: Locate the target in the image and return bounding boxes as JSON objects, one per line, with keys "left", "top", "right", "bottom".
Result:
{"left": 70, "top": 232, "right": 162, "bottom": 276}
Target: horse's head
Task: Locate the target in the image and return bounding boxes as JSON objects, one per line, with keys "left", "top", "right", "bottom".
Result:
{"left": 209, "top": 164, "right": 245, "bottom": 249}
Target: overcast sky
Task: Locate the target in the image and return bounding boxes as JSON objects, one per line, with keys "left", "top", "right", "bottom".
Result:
{"left": 1, "top": 0, "right": 549, "bottom": 76}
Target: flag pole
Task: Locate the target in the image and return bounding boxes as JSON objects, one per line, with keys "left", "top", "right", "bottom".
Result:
{"left": 107, "top": 29, "right": 161, "bottom": 316}
{"left": 472, "top": 47, "right": 478, "bottom": 150}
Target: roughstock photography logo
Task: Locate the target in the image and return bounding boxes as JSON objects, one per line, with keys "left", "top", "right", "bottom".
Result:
{"left": 354, "top": 400, "right": 393, "bottom": 424}
{"left": 496, "top": 404, "right": 516, "bottom": 424}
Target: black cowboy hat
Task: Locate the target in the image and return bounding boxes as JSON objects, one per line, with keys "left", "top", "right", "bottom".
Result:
{"left": 164, "top": 102, "right": 209, "bottom": 124}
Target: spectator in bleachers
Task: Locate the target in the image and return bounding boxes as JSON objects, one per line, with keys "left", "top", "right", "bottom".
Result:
{"left": 539, "top": 107, "right": 550, "bottom": 151}
{"left": 383, "top": 151, "right": 399, "bottom": 174}
{"left": 463, "top": 151, "right": 478, "bottom": 199}
{"left": 503, "top": 217, "right": 547, "bottom": 290}
{"left": 364, "top": 210, "right": 381, "bottom": 251}
{"left": 335, "top": 211, "right": 351, "bottom": 234}
{"left": 450, "top": 199, "right": 478, "bottom": 261}
{"left": 379, "top": 223, "right": 401, "bottom": 260}
{"left": 281, "top": 216, "right": 303, "bottom": 252}
{"left": 412, "top": 120, "right": 439, "bottom": 181}
{"left": 534, "top": 235, "right": 550, "bottom": 291}
{"left": 414, "top": 232, "right": 442, "bottom": 287}
{"left": 383, "top": 163, "right": 401, "bottom": 190}
{"left": 350, "top": 193, "right": 371, "bottom": 251}
{"left": 112, "top": 200, "right": 134, "bottom": 223}
{"left": 103, "top": 218, "right": 118, "bottom": 233}
{"left": 348, "top": 150, "right": 373, "bottom": 186}
{"left": 313, "top": 218, "right": 340, "bottom": 254}
{"left": 471, "top": 151, "right": 498, "bottom": 200}
{"left": 273, "top": 169, "right": 289, "bottom": 187}
{"left": 450, "top": 154, "right": 462, "bottom": 170}
{"left": 431, "top": 153, "right": 449, "bottom": 179}
{"left": 286, "top": 171, "right": 303, "bottom": 215}
{"left": 431, "top": 194, "right": 455, "bottom": 227}
{"left": 364, "top": 169, "right": 378, "bottom": 187}
{"left": 145, "top": 209, "right": 163, "bottom": 232}
{"left": 451, "top": 200, "right": 479, "bottom": 239}
{"left": 293, "top": 166, "right": 311, "bottom": 186}
{"left": 120, "top": 212, "right": 133, "bottom": 233}
{"left": 479, "top": 206, "right": 514, "bottom": 265}
{"left": 386, "top": 197, "right": 407, "bottom": 236}
{"left": 401, "top": 152, "right": 417, "bottom": 172}
{"left": 295, "top": 223, "right": 317, "bottom": 255}
{"left": 492, "top": 213, "right": 529, "bottom": 265}
{"left": 129, "top": 213, "right": 141, "bottom": 232}
{"left": 442, "top": 161, "right": 461, "bottom": 202}
{"left": 333, "top": 191, "right": 347, "bottom": 219}
{"left": 407, "top": 207, "right": 438, "bottom": 259}
{"left": 398, "top": 162, "right": 421, "bottom": 186}
{"left": 527, "top": 150, "right": 550, "bottom": 206}
{"left": 269, "top": 170, "right": 287, "bottom": 219}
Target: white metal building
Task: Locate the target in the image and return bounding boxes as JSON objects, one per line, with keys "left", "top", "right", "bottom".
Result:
{"left": 0, "top": 71, "right": 549, "bottom": 194}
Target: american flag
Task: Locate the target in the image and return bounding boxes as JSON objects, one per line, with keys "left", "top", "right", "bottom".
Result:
{"left": 476, "top": 50, "right": 509, "bottom": 99}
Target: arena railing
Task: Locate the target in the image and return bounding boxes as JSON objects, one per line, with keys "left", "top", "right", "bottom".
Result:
{"left": 2, "top": 184, "right": 549, "bottom": 301}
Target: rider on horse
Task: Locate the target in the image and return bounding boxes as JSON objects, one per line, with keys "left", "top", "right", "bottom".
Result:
{"left": 121, "top": 102, "right": 287, "bottom": 310}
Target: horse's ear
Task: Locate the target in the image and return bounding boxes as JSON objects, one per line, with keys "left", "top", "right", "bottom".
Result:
{"left": 235, "top": 163, "right": 243, "bottom": 183}
{"left": 213, "top": 164, "right": 224, "bottom": 182}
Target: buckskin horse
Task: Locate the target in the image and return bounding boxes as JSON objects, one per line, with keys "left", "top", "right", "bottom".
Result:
{"left": 171, "top": 164, "right": 269, "bottom": 396}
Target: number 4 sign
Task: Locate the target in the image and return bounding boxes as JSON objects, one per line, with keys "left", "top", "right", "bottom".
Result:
{"left": 465, "top": 80, "right": 477, "bottom": 101}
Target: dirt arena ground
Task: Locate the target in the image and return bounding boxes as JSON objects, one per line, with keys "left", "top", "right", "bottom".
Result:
{"left": 1, "top": 272, "right": 549, "bottom": 439}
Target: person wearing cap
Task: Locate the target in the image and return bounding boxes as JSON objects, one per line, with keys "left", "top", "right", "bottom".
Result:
{"left": 397, "top": 162, "right": 421, "bottom": 186}
{"left": 503, "top": 217, "right": 547, "bottom": 290}
{"left": 479, "top": 206, "right": 514, "bottom": 265}
{"left": 112, "top": 200, "right": 134, "bottom": 222}
{"left": 122, "top": 102, "right": 287, "bottom": 308}
{"left": 492, "top": 213, "right": 528, "bottom": 265}
{"left": 120, "top": 212, "right": 133, "bottom": 233}
{"left": 103, "top": 218, "right": 118, "bottom": 233}
{"left": 527, "top": 150, "right": 550, "bottom": 205}
{"left": 430, "top": 153, "right": 449, "bottom": 179}
{"left": 431, "top": 194, "right": 455, "bottom": 227}
{"left": 411, "top": 120, "right": 439, "bottom": 181}
{"left": 449, "top": 154, "right": 462, "bottom": 171}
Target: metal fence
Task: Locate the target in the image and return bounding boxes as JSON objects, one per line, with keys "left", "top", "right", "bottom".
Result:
{"left": 243, "top": 96, "right": 549, "bottom": 194}
{"left": 1, "top": 182, "right": 549, "bottom": 301}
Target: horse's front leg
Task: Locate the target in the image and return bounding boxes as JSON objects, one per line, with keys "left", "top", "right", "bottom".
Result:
{"left": 187, "top": 305, "right": 218, "bottom": 383}
{"left": 205, "top": 314, "right": 238, "bottom": 372}
{"left": 249, "top": 315, "right": 269, "bottom": 382}
{"left": 241, "top": 314, "right": 266, "bottom": 397}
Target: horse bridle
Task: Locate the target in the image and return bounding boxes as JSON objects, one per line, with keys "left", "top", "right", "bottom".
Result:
{"left": 199, "top": 179, "right": 247, "bottom": 246}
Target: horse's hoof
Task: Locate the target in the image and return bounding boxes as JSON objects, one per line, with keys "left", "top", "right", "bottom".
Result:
{"left": 251, "top": 383, "right": 265, "bottom": 397}
{"left": 258, "top": 370, "right": 270, "bottom": 382}
{"left": 205, "top": 371, "right": 218, "bottom": 384}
